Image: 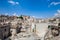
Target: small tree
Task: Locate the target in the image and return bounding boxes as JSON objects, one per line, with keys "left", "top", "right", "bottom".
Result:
{"left": 18, "top": 15, "right": 23, "bottom": 20}
{"left": 48, "top": 26, "right": 51, "bottom": 29}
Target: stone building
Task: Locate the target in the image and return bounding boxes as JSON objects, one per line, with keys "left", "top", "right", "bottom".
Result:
{"left": 22, "top": 15, "right": 30, "bottom": 20}
{"left": 10, "top": 19, "right": 23, "bottom": 37}
{"left": 0, "top": 23, "right": 11, "bottom": 40}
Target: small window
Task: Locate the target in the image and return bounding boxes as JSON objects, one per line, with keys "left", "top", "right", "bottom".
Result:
{"left": 51, "top": 28, "right": 54, "bottom": 30}
{"left": 58, "top": 23, "right": 60, "bottom": 26}
{"left": 5, "top": 29, "right": 6, "bottom": 31}
{"left": 11, "top": 31, "right": 12, "bottom": 33}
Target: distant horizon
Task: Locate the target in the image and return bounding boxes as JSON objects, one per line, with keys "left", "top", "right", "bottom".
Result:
{"left": 0, "top": 13, "right": 58, "bottom": 19}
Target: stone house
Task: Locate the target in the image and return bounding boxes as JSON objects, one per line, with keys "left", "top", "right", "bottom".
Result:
{"left": 0, "top": 23, "right": 11, "bottom": 40}
{"left": 10, "top": 19, "right": 23, "bottom": 36}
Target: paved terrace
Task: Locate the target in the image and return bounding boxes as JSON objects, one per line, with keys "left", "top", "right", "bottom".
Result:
{"left": 7, "top": 32, "right": 41, "bottom": 40}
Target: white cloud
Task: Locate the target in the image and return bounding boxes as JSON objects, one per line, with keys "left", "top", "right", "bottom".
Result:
{"left": 54, "top": 10, "right": 60, "bottom": 16}
{"left": 8, "top": 0, "right": 19, "bottom": 5}
{"left": 48, "top": 2, "right": 60, "bottom": 7}
{"left": 57, "top": 10, "right": 60, "bottom": 13}
{"left": 5, "top": 13, "right": 8, "bottom": 15}
{"left": 16, "top": 2, "right": 19, "bottom": 5}
{"left": 55, "top": 13, "right": 58, "bottom": 16}
{"left": 13, "top": 13, "right": 16, "bottom": 16}
{"left": 13, "top": 13, "right": 19, "bottom": 16}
